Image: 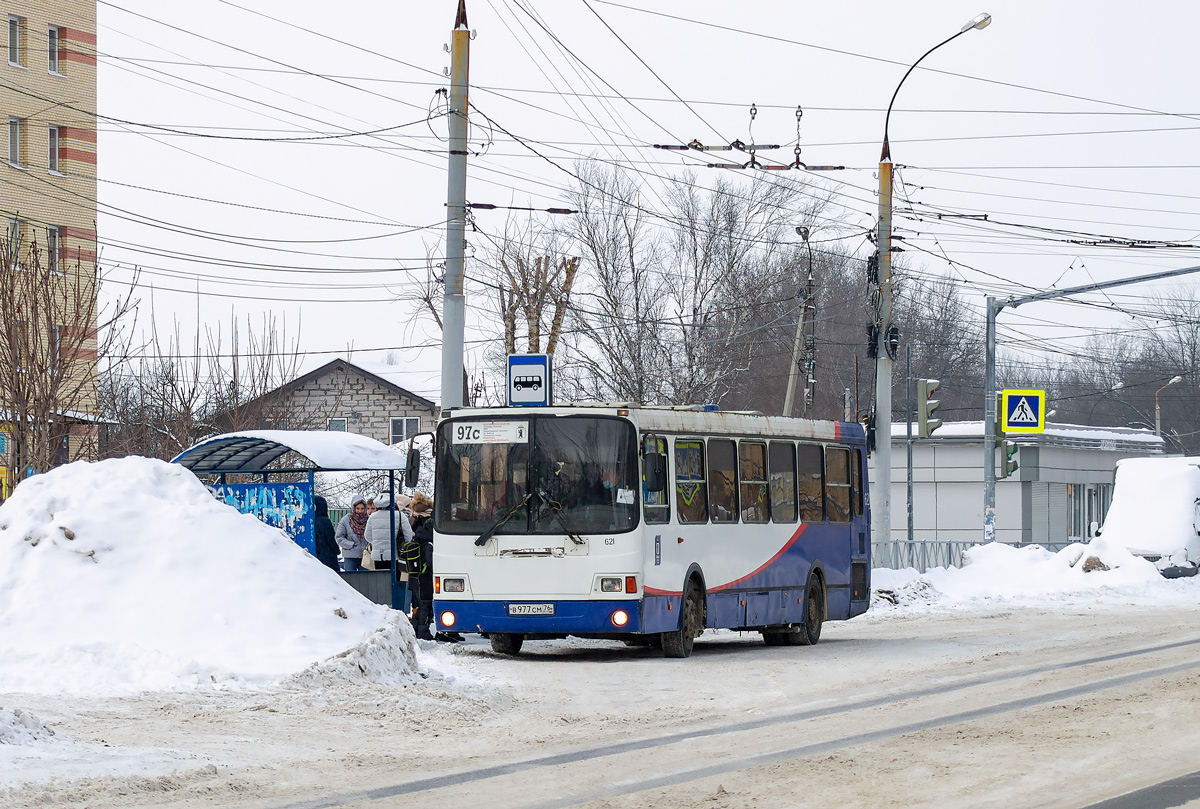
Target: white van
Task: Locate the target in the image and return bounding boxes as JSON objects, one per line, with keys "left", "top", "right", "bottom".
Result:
{"left": 1097, "top": 457, "right": 1200, "bottom": 578}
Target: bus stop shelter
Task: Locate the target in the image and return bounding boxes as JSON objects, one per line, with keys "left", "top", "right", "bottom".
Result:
{"left": 172, "top": 430, "right": 408, "bottom": 608}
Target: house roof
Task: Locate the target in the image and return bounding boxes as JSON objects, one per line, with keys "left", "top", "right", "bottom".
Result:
{"left": 171, "top": 430, "right": 407, "bottom": 473}
{"left": 281, "top": 358, "right": 439, "bottom": 410}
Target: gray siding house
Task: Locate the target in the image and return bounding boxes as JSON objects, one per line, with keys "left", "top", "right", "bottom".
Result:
{"left": 242, "top": 358, "right": 439, "bottom": 446}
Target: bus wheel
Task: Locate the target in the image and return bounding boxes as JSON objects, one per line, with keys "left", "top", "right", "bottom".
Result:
{"left": 792, "top": 575, "right": 824, "bottom": 646}
{"left": 490, "top": 633, "right": 524, "bottom": 656}
{"left": 662, "top": 580, "right": 703, "bottom": 659}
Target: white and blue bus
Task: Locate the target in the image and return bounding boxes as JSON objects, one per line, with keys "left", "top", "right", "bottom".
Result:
{"left": 430, "top": 404, "right": 871, "bottom": 657}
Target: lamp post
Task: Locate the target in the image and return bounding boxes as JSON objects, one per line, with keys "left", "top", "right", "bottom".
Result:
{"left": 874, "top": 12, "right": 991, "bottom": 548}
{"left": 1156, "top": 375, "right": 1183, "bottom": 436}
{"left": 783, "top": 226, "right": 816, "bottom": 417}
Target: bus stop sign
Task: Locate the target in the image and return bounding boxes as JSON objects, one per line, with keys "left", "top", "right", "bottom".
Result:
{"left": 507, "top": 353, "right": 552, "bottom": 407}
{"left": 1002, "top": 389, "right": 1045, "bottom": 433}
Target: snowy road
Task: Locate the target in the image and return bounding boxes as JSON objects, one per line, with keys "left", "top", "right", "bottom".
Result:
{"left": 8, "top": 602, "right": 1200, "bottom": 809}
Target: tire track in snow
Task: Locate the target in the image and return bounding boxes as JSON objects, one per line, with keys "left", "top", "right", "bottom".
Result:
{"left": 277, "top": 634, "right": 1200, "bottom": 809}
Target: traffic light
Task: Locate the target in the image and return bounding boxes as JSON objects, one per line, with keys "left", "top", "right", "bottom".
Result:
{"left": 1001, "top": 439, "right": 1019, "bottom": 478}
{"left": 917, "top": 378, "right": 942, "bottom": 438}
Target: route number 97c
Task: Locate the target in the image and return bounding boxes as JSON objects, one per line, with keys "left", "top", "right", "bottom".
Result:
{"left": 451, "top": 421, "right": 530, "bottom": 445}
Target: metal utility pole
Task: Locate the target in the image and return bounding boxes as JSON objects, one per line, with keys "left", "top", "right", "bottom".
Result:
{"left": 983, "top": 264, "right": 1200, "bottom": 535}
{"left": 873, "top": 12, "right": 991, "bottom": 549}
{"left": 441, "top": 0, "right": 470, "bottom": 410}
{"left": 906, "top": 346, "right": 914, "bottom": 544}
{"left": 783, "top": 227, "right": 816, "bottom": 417}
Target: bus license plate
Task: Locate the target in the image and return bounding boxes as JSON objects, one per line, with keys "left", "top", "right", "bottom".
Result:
{"left": 507, "top": 603, "right": 554, "bottom": 616}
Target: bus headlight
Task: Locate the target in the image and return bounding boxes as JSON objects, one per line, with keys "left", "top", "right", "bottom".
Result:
{"left": 443, "top": 578, "right": 465, "bottom": 593}
{"left": 440, "top": 610, "right": 456, "bottom": 628}
{"left": 610, "top": 609, "right": 629, "bottom": 627}
{"left": 600, "top": 577, "right": 623, "bottom": 593}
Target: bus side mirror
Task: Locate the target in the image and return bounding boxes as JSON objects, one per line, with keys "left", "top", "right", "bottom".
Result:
{"left": 405, "top": 448, "right": 421, "bottom": 489}
{"left": 644, "top": 453, "right": 667, "bottom": 493}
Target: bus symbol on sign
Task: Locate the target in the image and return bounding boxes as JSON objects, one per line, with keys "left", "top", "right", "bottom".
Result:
{"left": 508, "top": 354, "right": 552, "bottom": 407}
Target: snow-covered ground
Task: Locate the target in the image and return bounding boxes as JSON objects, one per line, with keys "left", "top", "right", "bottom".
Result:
{"left": 2, "top": 456, "right": 1199, "bottom": 805}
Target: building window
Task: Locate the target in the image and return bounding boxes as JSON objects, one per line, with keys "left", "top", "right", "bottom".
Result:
{"left": 389, "top": 416, "right": 420, "bottom": 446}
{"left": 8, "top": 116, "right": 21, "bottom": 165}
{"left": 47, "top": 25, "right": 59, "bottom": 73}
{"left": 8, "top": 16, "right": 21, "bottom": 67}
{"left": 327, "top": 417, "right": 347, "bottom": 432}
{"left": 47, "top": 126, "right": 58, "bottom": 172}
{"left": 46, "top": 226, "right": 59, "bottom": 274}
{"left": 7, "top": 218, "right": 21, "bottom": 267}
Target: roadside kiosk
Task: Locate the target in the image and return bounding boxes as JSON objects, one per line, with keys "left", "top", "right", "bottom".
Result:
{"left": 172, "top": 430, "right": 408, "bottom": 608}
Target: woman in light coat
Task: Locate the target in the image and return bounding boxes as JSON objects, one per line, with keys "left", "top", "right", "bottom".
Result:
{"left": 365, "top": 493, "right": 413, "bottom": 570}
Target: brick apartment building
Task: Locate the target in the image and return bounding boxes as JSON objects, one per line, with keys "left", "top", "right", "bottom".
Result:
{"left": 2, "top": 0, "right": 98, "bottom": 493}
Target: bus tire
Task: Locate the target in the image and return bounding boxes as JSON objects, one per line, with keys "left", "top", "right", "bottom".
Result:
{"left": 661, "top": 579, "right": 703, "bottom": 659}
{"left": 490, "top": 633, "right": 524, "bottom": 656}
{"left": 792, "top": 574, "right": 824, "bottom": 646}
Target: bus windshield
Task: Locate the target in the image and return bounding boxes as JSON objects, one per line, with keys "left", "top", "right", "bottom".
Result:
{"left": 435, "top": 415, "right": 639, "bottom": 536}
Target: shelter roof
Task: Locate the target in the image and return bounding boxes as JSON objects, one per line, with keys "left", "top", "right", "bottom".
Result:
{"left": 171, "top": 430, "right": 406, "bottom": 473}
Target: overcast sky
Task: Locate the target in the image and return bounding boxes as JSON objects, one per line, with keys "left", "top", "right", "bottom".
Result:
{"left": 93, "top": 1, "right": 1200, "bottom": 403}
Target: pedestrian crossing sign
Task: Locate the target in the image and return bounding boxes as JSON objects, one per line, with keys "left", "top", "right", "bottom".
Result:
{"left": 1002, "top": 389, "right": 1045, "bottom": 434}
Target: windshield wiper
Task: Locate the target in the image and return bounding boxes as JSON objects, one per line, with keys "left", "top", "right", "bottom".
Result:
{"left": 537, "top": 488, "right": 585, "bottom": 545}
{"left": 475, "top": 492, "right": 531, "bottom": 547}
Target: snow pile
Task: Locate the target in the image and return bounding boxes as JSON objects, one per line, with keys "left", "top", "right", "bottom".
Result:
{"left": 0, "top": 708, "right": 56, "bottom": 746}
{"left": 869, "top": 541, "right": 1196, "bottom": 612}
{"left": 1097, "top": 457, "right": 1200, "bottom": 572}
{"left": 282, "top": 612, "right": 419, "bottom": 689}
{"left": 0, "top": 457, "right": 419, "bottom": 695}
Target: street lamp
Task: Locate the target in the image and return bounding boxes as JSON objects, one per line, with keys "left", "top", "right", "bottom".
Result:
{"left": 783, "top": 226, "right": 816, "bottom": 417}
{"left": 1155, "top": 375, "right": 1183, "bottom": 436}
{"left": 874, "top": 11, "right": 991, "bottom": 547}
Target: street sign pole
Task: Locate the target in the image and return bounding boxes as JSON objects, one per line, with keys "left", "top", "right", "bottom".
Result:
{"left": 982, "top": 263, "right": 1200, "bottom": 539}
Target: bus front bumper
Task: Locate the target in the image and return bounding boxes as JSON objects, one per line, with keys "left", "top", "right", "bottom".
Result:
{"left": 434, "top": 599, "right": 642, "bottom": 635}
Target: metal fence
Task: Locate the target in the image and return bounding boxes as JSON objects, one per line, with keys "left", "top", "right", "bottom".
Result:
{"left": 872, "top": 540, "right": 1074, "bottom": 573}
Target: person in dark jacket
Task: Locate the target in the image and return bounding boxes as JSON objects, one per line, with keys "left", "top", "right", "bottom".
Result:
{"left": 408, "top": 493, "right": 436, "bottom": 640}
{"left": 313, "top": 495, "right": 340, "bottom": 572}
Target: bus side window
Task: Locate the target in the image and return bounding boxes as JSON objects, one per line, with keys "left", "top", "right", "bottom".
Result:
{"left": 768, "top": 441, "right": 797, "bottom": 522}
{"left": 852, "top": 448, "right": 864, "bottom": 516}
{"left": 797, "top": 443, "right": 825, "bottom": 523}
{"left": 708, "top": 438, "right": 738, "bottom": 524}
{"left": 674, "top": 439, "right": 709, "bottom": 524}
{"left": 739, "top": 441, "right": 769, "bottom": 523}
{"left": 826, "top": 446, "right": 852, "bottom": 523}
{"left": 643, "top": 435, "right": 670, "bottom": 525}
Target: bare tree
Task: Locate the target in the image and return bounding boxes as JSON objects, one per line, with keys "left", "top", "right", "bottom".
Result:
{"left": 488, "top": 217, "right": 579, "bottom": 356}
{"left": 564, "top": 166, "right": 831, "bottom": 406}
{"left": 99, "top": 310, "right": 311, "bottom": 460}
{"left": 0, "top": 232, "right": 135, "bottom": 487}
